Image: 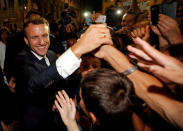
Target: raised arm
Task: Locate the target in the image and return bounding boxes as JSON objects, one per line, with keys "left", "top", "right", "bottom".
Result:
{"left": 55, "top": 90, "right": 79, "bottom": 131}
{"left": 95, "top": 45, "right": 183, "bottom": 129}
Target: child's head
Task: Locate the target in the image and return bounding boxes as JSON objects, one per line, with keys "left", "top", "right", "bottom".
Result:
{"left": 80, "top": 68, "right": 134, "bottom": 130}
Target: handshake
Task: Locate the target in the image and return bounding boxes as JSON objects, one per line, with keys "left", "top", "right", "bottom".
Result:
{"left": 71, "top": 24, "right": 113, "bottom": 59}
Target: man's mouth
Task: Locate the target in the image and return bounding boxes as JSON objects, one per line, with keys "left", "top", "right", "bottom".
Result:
{"left": 38, "top": 46, "right": 46, "bottom": 50}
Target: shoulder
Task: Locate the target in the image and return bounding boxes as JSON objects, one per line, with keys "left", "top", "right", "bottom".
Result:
{"left": 47, "top": 50, "right": 57, "bottom": 62}
{"left": 16, "top": 49, "right": 29, "bottom": 58}
{"left": 0, "top": 41, "right": 4, "bottom": 47}
{"left": 15, "top": 49, "right": 36, "bottom": 64}
{"left": 47, "top": 50, "right": 56, "bottom": 56}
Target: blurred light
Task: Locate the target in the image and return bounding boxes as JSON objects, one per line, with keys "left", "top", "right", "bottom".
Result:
{"left": 24, "top": 6, "right": 27, "bottom": 10}
{"left": 83, "top": 12, "right": 90, "bottom": 17}
{"left": 116, "top": 9, "right": 122, "bottom": 15}
{"left": 45, "top": 26, "right": 49, "bottom": 31}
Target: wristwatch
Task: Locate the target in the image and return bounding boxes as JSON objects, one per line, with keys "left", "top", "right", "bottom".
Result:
{"left": 122, "top": 65, "right": 138, "bottom": 76}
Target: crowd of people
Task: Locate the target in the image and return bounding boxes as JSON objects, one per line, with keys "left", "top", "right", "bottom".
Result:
{"left": 0, "top": 1, "right": 183, "bottom": 131}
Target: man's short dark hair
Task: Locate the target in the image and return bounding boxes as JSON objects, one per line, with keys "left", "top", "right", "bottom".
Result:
{"left": 0, "top": 27, "right": 9, "bottom": 36}
{"left": 25, "top": 10, "right": 41, "bottom": 19}
{"left": 80, "top": 68, "right": 135, "bottom": 130}
{"left": 125, "top": 10, "right": 138, "bottom": 22}
{"left": 24, "top": 17, "right": 49, "bottom": 38}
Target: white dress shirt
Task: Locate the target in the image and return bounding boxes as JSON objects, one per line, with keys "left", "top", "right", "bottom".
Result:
{"left": 0, "top": 41, "right": 8, "bottom": 85}
{"left": 0, "top": 41, "right": 6, "bottom": 70}
{"left": 31, "top": 48, "right": 81, "bottom": 79}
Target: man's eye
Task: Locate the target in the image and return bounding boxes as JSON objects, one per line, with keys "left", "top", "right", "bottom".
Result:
{"left": 43, "top": 34, "right": 48, "bottom": 37}
{"left": 31, "top": 36, "right": 38, "bottom": 40}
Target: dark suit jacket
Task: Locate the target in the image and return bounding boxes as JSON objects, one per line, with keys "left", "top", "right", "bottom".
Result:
{"left": 14, "top": 48, "right": 66, "bottom": 131}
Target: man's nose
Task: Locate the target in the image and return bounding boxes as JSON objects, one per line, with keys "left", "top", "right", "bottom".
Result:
{"left": 39, "top": 37, "right": 44, "bottom": 45}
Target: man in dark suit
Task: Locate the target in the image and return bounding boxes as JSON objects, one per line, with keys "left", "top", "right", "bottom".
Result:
{"left": 14, "top": 17, "right": 112, "bottom": 131}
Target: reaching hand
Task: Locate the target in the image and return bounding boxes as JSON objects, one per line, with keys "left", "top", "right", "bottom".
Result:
{"left": 149, "top": 12, "right": 162, "bottom": 37}
{"left": 127, "top": 37, "right": 183, "bottom": 85}
{"left": 131, "top": 25, "right": 150, "bottom": 41}
{"left": 55, "top": 90, "right": 76, "bottom": 127}
{"left": 90, "top": 12, "right": 101, "bottom": 23}
{"left": 115, "top": 27, "right": 131, "bottom": 36}
{"left": 94, "top": 45, "right": 110, "bottom": 59}
{"left": 71, "top": 24, "right": 113, "bottom": 58}
{"left": 66, "top": 23, "right": 75, "bottom": 33}
{"left": 157, "top": 14, "right": 183, "bottom": 44}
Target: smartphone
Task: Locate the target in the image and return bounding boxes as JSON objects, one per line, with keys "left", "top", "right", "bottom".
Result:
{"left": 95, "top": 15, "right": 106, "bottom": 24}
{"left": 151, "top": 2, "right": 177, "bottom": 25}
{"left": 86, "top": 17, "right": 92, "bottom": 26}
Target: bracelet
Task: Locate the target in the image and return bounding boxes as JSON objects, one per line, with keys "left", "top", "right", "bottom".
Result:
{"left": 122, "top": 65, "right": 138, "bottom": 76}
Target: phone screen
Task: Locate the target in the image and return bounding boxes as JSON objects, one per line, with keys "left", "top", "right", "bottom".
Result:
{"left": 151, "top": 2, "right": 177, "bottom": 26}
{"left": 86, "top": 17, "right": 91, "bottom": 26}
{"left": 151, "top": 5, "right": 159, "bottom": 25}
{"left": 95, "top": 15, "right": 106, "bottom": 24}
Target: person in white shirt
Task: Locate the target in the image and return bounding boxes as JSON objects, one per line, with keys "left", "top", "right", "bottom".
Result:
{"left": 0, "top": 27, "right": 9, "bottom": 85}
{"left": 14, "top": 16, "right": 113, "bottom": 131}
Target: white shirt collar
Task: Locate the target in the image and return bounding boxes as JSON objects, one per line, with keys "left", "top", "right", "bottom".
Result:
{"left": 31, "top": 50, "right": 50, "bottom": 66}
{"left": 31, "top": 50, "right": 44, "bottom": 60}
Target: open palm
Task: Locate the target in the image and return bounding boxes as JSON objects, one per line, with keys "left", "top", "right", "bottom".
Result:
{"left": 55, "top": 90, "right": 76, "bottom": 126}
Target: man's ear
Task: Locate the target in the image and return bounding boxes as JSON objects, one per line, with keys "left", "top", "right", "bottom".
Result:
{"left": 89, "top": 112, "right": 97, "bottom": 124}
{"left": 24, "top": 37, "right": 29, "bottom": 45}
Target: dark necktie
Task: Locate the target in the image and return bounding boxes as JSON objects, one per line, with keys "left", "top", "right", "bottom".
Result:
{"left": 40, "top": 58, "right": 48, "bottom": 67}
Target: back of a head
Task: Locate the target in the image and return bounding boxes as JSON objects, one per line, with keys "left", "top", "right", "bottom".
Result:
{"left": 77, "top": 54, "right": 101, "bottom": 75}
{"left": 25, "top": 9, "right": 41, "bottom": 19}
{"left": 0, "top": 26, "right": 9, "bottom": 39}
{"left": 105, "top": 6, "right": 122, "bottom": 28}
{"left": 80, "top": 68, "right": 134, "bottom": 130}
{"left": 123, "top": 10, "right": 138, "bottom": 23}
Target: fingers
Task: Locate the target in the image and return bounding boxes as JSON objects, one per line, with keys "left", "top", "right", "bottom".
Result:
{"left": 159, "top": 14, "right": 176, "bottom": 25}
{"left": 145, "top": 25, "right": 149, "bottom": 33}
{"left": 86, "top": 24, "right": 111, "bottom": 39}
{"left": 87, "top": 25, "right": 113, "bottom": 44}
{"left": 143, "top": 25, "right": 150, "bottom": 41}
{"left": 70, "top": 98, "right": 75, "bottom": 110}
{"left": 89, "top": 24, "right": 107, "bottom": 28}
{"left": 55, "top": 100, "right": 62, "bottom": 111}
{"left": 133, "top": 37, "right": 169, "bottom": 66}
{"left": 94, "top": 45, "right": 113, "bottom": 59}
{"left": 131, "top": 31, "right": 136, "bottom": 38}
{"left": 137, "top": 28, "right": 143, "bottom": 38}
{"left": 158, "top": 20, "right": 168, "bottom": 32}
{"left": 55, "top": 90, "right": 71, "bottom": 110}
{"left": 131, "top": 26, "right": 150, "bottom": 41}
{"left": 150, "top": 20, "right": 162, "bottom": 36}
{"left": 61, "top": 90, "right": 70, "bottom": 103}
{"left": 127, "top": 45, "right": 152, "bottom": 61}
{"left": 56, "top": 92, "right": 65, "bottom": 109}
{"left": 140, "top": 27, "right": 145, "bottom": 36}
{"left": 128, "top": 53, "right": 139, "bottom": 60}
{"left": 94, "top": 27, "right": 110, "bottom": 34}
{"left": 71, "top": 24, "right": 113, "bottom": 58}
{"left": 86, "top": 24, "right": 108, "bottom": 34}
{"left": 148, "top": 12, "right": 151, "bottom": 21}
{"left": 137, "top": 62, "right": 151, "bottom": 71}
{"left": 137, "top": 62, "right": 164, "bottom": 75}
{"left": 97, "top": 31, "right": 111, "bottom": 39}
{"left": 158, "top": 14, "right": 178, "bottom": 33}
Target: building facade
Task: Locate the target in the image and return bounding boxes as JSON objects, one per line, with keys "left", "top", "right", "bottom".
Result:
{"left": 24, "top": 0, "right": 82, "bottom": 22}
{"left": 0, "top": 0, "right": 23, "bottom": 28}
{"left": 102, "top": 0, "right": 164, "bottom": 14}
